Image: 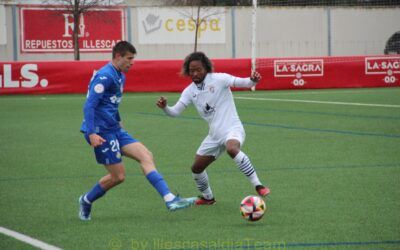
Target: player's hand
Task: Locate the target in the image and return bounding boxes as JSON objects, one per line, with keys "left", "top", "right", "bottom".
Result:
{"left": 89, "top": 133, "right": 106, "bottom": 147}
{"left": 250, "top": 71, "right": 262, "bottom": 82}
{"left": 156, "top": 96, "right": 168, "bottom": 109}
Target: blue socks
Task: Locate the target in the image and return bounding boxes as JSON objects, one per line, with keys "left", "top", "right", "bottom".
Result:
{"left": 84, "top": 182, "right": 106, "bottom": 204}
{"left": 146, "top": 170, "right": 171, "bottom": 198}
{"left": 83, "top": 171, "right": 172, "bottom": 205}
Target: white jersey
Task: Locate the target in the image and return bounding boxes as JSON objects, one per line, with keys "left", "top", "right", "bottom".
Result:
{"left": 178, "top": 73, "right": 244, "bottom": 139}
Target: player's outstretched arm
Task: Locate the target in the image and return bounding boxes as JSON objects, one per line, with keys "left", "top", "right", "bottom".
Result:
{"left": 156, "top": 96, "right": 185, "bottom": 117}
{"left": 156, "top": 96, "right": 168, "bottom": 109}
{"left": 232, "top": 71, "right": 262, "bottom": 88}
{"left": 250, "top": 71, "right": 262, "bottom": 82}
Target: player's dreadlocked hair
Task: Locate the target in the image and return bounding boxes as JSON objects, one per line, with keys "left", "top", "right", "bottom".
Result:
{"left": 182, "top": 51, "right": 213, "bottom": 76}
{"left": 112, "top": 41, "right": 137, "bottom": 58}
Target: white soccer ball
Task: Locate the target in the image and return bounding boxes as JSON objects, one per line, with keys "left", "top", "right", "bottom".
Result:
{"left": 240, "top": 195, "right": 266, "bottom": 222}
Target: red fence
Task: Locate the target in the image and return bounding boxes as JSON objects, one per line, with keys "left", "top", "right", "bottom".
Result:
{"left": 0, "top": 56, "right": 399, "bottom": 95}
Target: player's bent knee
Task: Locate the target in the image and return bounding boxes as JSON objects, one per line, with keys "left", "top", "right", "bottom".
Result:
{"left": 112, "top": 174, "right": 125, "bottom": 185}
{"left": 146, "top": 150, "right": 154, "bottom": 161}
{"left": 140, "top": 153, "right": 154, "bottom": 167}
{"left": 138, "top": 148, "right": 154, "bottom": 164}
{"left": 191, "top": 164, "right": 205, "bottom": 174}
{"left": 226, "top": 147, "right": 240, "bottom": 158}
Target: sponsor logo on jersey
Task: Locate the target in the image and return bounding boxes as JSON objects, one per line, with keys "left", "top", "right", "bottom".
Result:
{"left": 365, "top": 57, "right": 399, "bottom": 84}
{"left": 203, "top": 102, "right": 215, "bottom": 115}
{"left": 274, "top": 59, "right": 324, "bottom": 87}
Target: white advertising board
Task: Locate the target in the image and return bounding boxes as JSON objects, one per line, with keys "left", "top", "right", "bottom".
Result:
{"left": 138, "top": 7, "right": 226, "bottom": 44}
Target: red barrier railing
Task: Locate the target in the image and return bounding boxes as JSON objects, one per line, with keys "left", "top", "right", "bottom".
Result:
{"left": 0, "top": 56, "right": 398, "bottom": 95}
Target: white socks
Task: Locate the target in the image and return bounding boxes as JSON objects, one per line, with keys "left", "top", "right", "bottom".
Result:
{"left": 163, "top": 193, "right": 176, "bottom": 202}
{"left": 192, "top": 171, "right": 214, "bottom": 200}
{"left": 234, "top": 151, "right": 262, "bottom": 187}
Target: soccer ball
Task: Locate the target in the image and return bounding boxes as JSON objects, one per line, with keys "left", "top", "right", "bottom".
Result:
{"left": 240, "top": 195, "right": 266, "bottom": 221}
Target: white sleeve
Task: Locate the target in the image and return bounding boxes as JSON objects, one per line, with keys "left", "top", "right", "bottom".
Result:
{"left": 163, "top": 101, "right": 186, "bottom": 117}
{"left": 178, "top": 86, "right": 192, "bottom": 106}
{"left": 230, "top": 77, "right": 257, "bottom": 88}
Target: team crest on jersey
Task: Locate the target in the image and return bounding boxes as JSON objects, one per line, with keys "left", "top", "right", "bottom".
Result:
{"left": 94, "top": 83, "right": 104, "bottom": 93}
{"left": 208, "top": 86, "right": 215, "bottom": 93}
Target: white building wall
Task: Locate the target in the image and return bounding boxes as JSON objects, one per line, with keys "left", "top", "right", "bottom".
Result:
{"left": 0, "top": 4, "right": 12, "bottom": 61}
{"left": 0, "top": 4, "right": 399, "bottom": 61}
{"left": 237, "top": 7, "right": 328, "bottom": 58}
{"left": 331, "top": 8, "right": 400, "bottom": 55}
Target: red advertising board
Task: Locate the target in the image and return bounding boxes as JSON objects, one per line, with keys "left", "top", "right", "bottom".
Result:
{"left": 20, "top": 6, "right": 125, "bottom": 53}
{"left": 0, "top": 56, "right": 399, "bottom": 95}
{"left": 255, "top": 56, "right": 400, "bottom": 89}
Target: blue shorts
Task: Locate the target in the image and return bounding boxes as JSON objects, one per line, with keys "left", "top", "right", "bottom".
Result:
{"left": 84, "top": 129, "right": 139, "bottom": 165}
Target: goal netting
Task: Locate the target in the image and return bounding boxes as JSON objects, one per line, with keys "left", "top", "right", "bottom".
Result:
{"left": 247, "top": 0, "right": 400, "bottom": 89}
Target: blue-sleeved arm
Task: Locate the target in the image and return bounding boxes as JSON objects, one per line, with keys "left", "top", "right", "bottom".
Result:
{"left": 83, "top": 75, "right": 110, "bottom": 134}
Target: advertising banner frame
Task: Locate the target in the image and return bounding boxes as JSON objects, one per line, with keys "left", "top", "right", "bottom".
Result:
{"left": 19, "top": 5, "right": 126, "bottom": 53}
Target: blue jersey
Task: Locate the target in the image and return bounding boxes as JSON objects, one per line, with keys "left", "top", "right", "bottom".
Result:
{"left": 80, "top": 62, "right": 125, "bottom": 134}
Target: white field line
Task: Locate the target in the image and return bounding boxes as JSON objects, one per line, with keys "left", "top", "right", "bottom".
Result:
{"left": 235, "top": 96, "right": 400, "bottom": 108}
{"left": 0, "top": 226, "right": 63, "bottom": 250}
{"left": 241, "top": 89, "right": 383, "bottom": 96}
{"left": 1, "top": 91, "right": 399, "bottom": 108}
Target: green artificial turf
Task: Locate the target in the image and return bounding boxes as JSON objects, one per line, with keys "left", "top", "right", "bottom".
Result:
{"left": 0, "top": 88, "right": 399, "bottom": 249}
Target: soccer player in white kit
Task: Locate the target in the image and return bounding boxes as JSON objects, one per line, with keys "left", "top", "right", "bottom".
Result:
{"left": 157, "top": 52, "right": 270, "bottom": 205}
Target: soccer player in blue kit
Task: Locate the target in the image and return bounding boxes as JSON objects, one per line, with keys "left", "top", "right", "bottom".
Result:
{"left": 79, "top": 41, "right": 196, "bottom": 221}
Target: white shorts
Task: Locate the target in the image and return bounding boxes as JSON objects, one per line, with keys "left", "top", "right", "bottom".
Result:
{"left": 196, "top": 128, "right": 245, "bottom": 158}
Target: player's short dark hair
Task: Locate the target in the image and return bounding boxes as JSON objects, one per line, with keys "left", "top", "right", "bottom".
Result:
{"left": 112, "top": 41, "right": 137, "bottom": 58}
{"left": 182, "top": 51, "right": 213, "bottom": 76}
